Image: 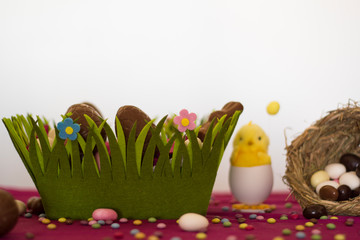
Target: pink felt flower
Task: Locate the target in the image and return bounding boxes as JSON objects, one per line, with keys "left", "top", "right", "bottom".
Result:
{"left": 173, "top": 109, "right": 197, "bottom": 132}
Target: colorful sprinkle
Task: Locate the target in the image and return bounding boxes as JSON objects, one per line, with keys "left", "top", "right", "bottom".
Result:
{"left": 295, "top": 232, "right": 306, "bottom": 239}
{"left": 147, "top": 236, "right": 160, "bottom": 240}
{"left": 245, "top": 225, "right": 255, "bottom": 231}
{"left": 157, "top": 223, "right": 166, "bottom": 229}
{"left": 334, "top": 234, "right": 346, "bottom": 240}
{"left": 98, "top": 220, "right": 106, "bottom": 225}
{"left": 249, "top": 214, "right": 257, "bottom": 219}
{"left": 267, "top": 218, "right": 276, "bottom": 224}
{"left": 65, "top": 219, "right": 73, "bottom": 225}
{"left": 222, "top": 206, "right": 230, "bottom": 212}
{"left": 88, "top": 220, "right": 97, "bottom": 226}
{"left": 196, "top": 232, "right": 207, "bottom": 239}
{"left": 226, "top": 235, "right": 237, "bottom": 240}
{"left": 311, "top": 234, "right": 322, "bottom": 240}
{"left": 134, "top": 232, "right": 146, "bottom": 239}
{"left": 320, "top": 216, "right": 328, "bottom": 220}
{"left": 58, "top": 217, "right": 66, "bottom": 223}
{"left": 24, "top": 213, "right": 32, "bottom": 218}
{"left": 170, "top": 237, "right": 182, "bottom": 240}
{"left": 119, "top": 218, "right": 128, "bottom": 223}
{"left": 25, "top": 232, "right": 35, "bottom": 239}
{"left": 148, "top": 217, "right": 157, "bottom": 223}
{"left": 105, "top": 220, "right": 113, "bottom": 225}
{"left": 47, "top": 223, "right": 57, "bottom": 230}
{"left": 326, "top": 223, "right": 336, "bottom": 230}
{"left": 295, "top": 225, "right": 305, "bottom": 231}
{"left": 282, "top": 228, "right": 292, "bottom": 235}
{"left": 212, "top": 218, "right": 221, "bottom": 224}
{"left": 256, "top": 215, "right": 264, "bottom": 220}
{"left": 239, "top": 223, "right": 248, "bottom": 229}
{"left": 133, "top": 220, "right": 142, "bottom": 225}
{"left": 279, "top": 215, "right": 288, "bottom": 220}
{"left": 113, "top": 231, "right": 124, "bottom": 239}
{"left": 305, "top": 222, "right": 314, "bottom": 227}
{"left": 223, "top": 221, "right": 232, "bottom": 227}
{"left": 285, "top": 202, "right": 293, "bottom": 208}
{"left": 41, "top": 218, "right": 51, "bottom": 224}
{"left": 330, "top": 216, "right": 338, "bottom": 220}
{"left": 38, "top": 213, "right": 46, "bottom": 218}
{"left": 111, "top": 223, "right": 120, "bottom": 229}
{"left": 91, "top": 223, "right": 101, "bottom": 229}
{"left": 311, "top": 229, "right": 321, "bottom": 235}
{"left": 130, "top": 229, "right": 140, "bottom": 235}
{"left": 273, "top": 237, "right": 285, "bottom": 240}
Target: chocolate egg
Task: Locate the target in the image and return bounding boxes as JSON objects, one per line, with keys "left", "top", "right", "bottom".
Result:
{"left": 15, "top": 199, "right": 26, "bottom": 215}
{"left": 0, "top": 189, "right": 19, "bottom": 237}
{"left": 356, "top": 165, "right": 360, "bottom": 178}
{"left": 27, "top": 196, "right": 44, "bottom": 215}
{"left": 66, "top": 103, "right": 105, "bottom": 140}
{"left": 115, "top": 105, "right": 156, "bottom": 155}
{"left": 351, "top": 187, "right": 360, "bottom": 198}
{"left": 198, "top": 101, "right": 243, "bottom": 141}
{"left": 303, "top": 204, "right": 327, "bottom": 219}
{"left": 340, "top": 153, "right": 360, "bottom": 172}
{"left": 337, "top": 185, "right": 351, "bottom": 201}
{"left": 319, "top": 185, "right": 339, "bottom": 201}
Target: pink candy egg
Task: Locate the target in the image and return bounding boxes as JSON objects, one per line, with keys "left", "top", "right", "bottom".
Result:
{"left": 92, "top": 208, "right": 118, "bottom": 221}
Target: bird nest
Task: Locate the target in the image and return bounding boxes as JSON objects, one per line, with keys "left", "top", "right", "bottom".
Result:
{"left": 283, "top": 101, "right": 360, "bottom": 216}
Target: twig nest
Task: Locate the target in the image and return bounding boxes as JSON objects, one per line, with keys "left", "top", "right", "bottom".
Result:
{"left": 284, "top": 102, "right": 360, "bottom": 216}
{"left": 0, "top": 189, "right": 19, "bottom": 237}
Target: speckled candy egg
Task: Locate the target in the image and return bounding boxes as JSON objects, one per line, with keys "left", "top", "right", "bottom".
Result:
{"left": 178, "top": 213, "right": 209, "bottom": 232}
{"left": 0, "top": 189, "right": 19, "bottom": 237}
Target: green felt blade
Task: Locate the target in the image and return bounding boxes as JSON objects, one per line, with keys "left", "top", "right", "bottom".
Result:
{"left": 126, "top": 124, "right": 139, "bottom": 178}
{"left": 103, "top": 121, "right": 126, "bottom": 180}
{"left": 82, "top": 132, "right": 100, "bottom": 179}
{"left": 186, "top": 130, "right": 202, "bottom": 175}
{"left": 224, "top": 110, "right": 241, "bottom": 148}
{"left": 29, "top": 128, "right": 44, "bottom": 176}
{"left": 70, "top": 139, "right": 82, "bottom": 179}
{"left": 201, "top": 119, "right": 215, "bottom": 165}
{"left": 135, "top": 119, "right": 155, "bottom": 173}
{"left": 115, "top": 117, "right": 127, "bottom": 168}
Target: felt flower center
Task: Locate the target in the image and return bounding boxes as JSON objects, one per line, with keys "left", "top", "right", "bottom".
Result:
{"left": 65, "top": 126, "right": 74, "bottom": 135}
{"left": 181, "top": 118, "right": 190, "bottom": 127}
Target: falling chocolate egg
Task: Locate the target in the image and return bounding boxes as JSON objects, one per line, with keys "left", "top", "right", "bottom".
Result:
{"left": 66, "top": 103, "right": 106, "bottom": 140}
{"left": 0, "top": 189, "right": 19, "bottom": 237}
{"left": 340, "top": 153, "right": 360, "bottom": 172}
{"left": 198, "top": 101, "right": 243, "bottom": 141}
{"left": 115, "top": 105, "right": 157, "bottom": 156}
{"left": 27, "top": 196, "right": 44, "bottom": 215}
{"left": 303, "top": 204, "right": 327, "bottom": 219}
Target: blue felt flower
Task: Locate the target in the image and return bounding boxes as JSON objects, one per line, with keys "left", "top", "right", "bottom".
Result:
{"left": 57, "top": 118, "right": 80, "bottom": 140}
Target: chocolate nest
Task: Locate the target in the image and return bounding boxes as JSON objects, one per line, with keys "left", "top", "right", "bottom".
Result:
{"left": 283, "top": 101, "right": 360, "bottom": 216}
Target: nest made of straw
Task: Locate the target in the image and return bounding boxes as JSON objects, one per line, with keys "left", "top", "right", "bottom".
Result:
{"left": 284, "top": 102, "right": 360, "bottom": 216}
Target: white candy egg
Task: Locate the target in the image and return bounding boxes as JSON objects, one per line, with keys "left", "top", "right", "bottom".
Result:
{"left": 315, "top": 180, "right": 340, "bottom": 194}
{"left": 324, "top": 163, "right": 346, "bottom": 179}
{"left": 229, "top": 165, "right": 273, "bottom": 205}
{"left": 178, "top": 213, "right": 209, "bottom": 232}
{"left": 310, "top": 170, "right": 329, "bottom": 188}
{"left": 339, "top": 172, "right": 360, "bottom": 190}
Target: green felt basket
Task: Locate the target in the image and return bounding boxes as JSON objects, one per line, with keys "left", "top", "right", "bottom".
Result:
{"left": 3, "top": 111, "right": 241, "bottom": 220}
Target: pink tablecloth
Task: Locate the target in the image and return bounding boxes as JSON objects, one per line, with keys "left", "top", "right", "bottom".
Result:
{"left": 1, "top": 187, "right": 359, "bottom": 240}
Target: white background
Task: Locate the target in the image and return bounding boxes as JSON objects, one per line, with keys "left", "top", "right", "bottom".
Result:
{"left": 1, "top": 0, "right": 359, "bottom": 193}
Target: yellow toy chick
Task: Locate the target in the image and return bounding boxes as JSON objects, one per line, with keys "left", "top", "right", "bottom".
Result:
{"left": 229, "top": 122, "right": 273, "bottom": 206}
{"left": 231, "top": 121, "right": 271, "bottom": 167}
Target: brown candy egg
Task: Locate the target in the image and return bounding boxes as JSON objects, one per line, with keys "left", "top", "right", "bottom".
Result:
{"left": 0, "top": 189, "right": 19, "bottom": 237}
{"left": 337, "top": 185, "right": 351, "bottom": 201}
{"left": 319, "top": 185, "right": 339, "bottom": 201}
{"left": 66, "top": 103, "right": 105, "bottom": 140}
{"left": 198, "top": 101, "right": 243, "bottom": 141}
{"left": 115, "top": 105, "right": 156, "bottom": 156}
{"left": 303, "top": 204, "right": 327, "bottom": 219}
{"left": 340, "top": 153, "right": 360, "bottom": 172}
{"left": 27, "top": 196, "right": 44, "bottom": 215}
